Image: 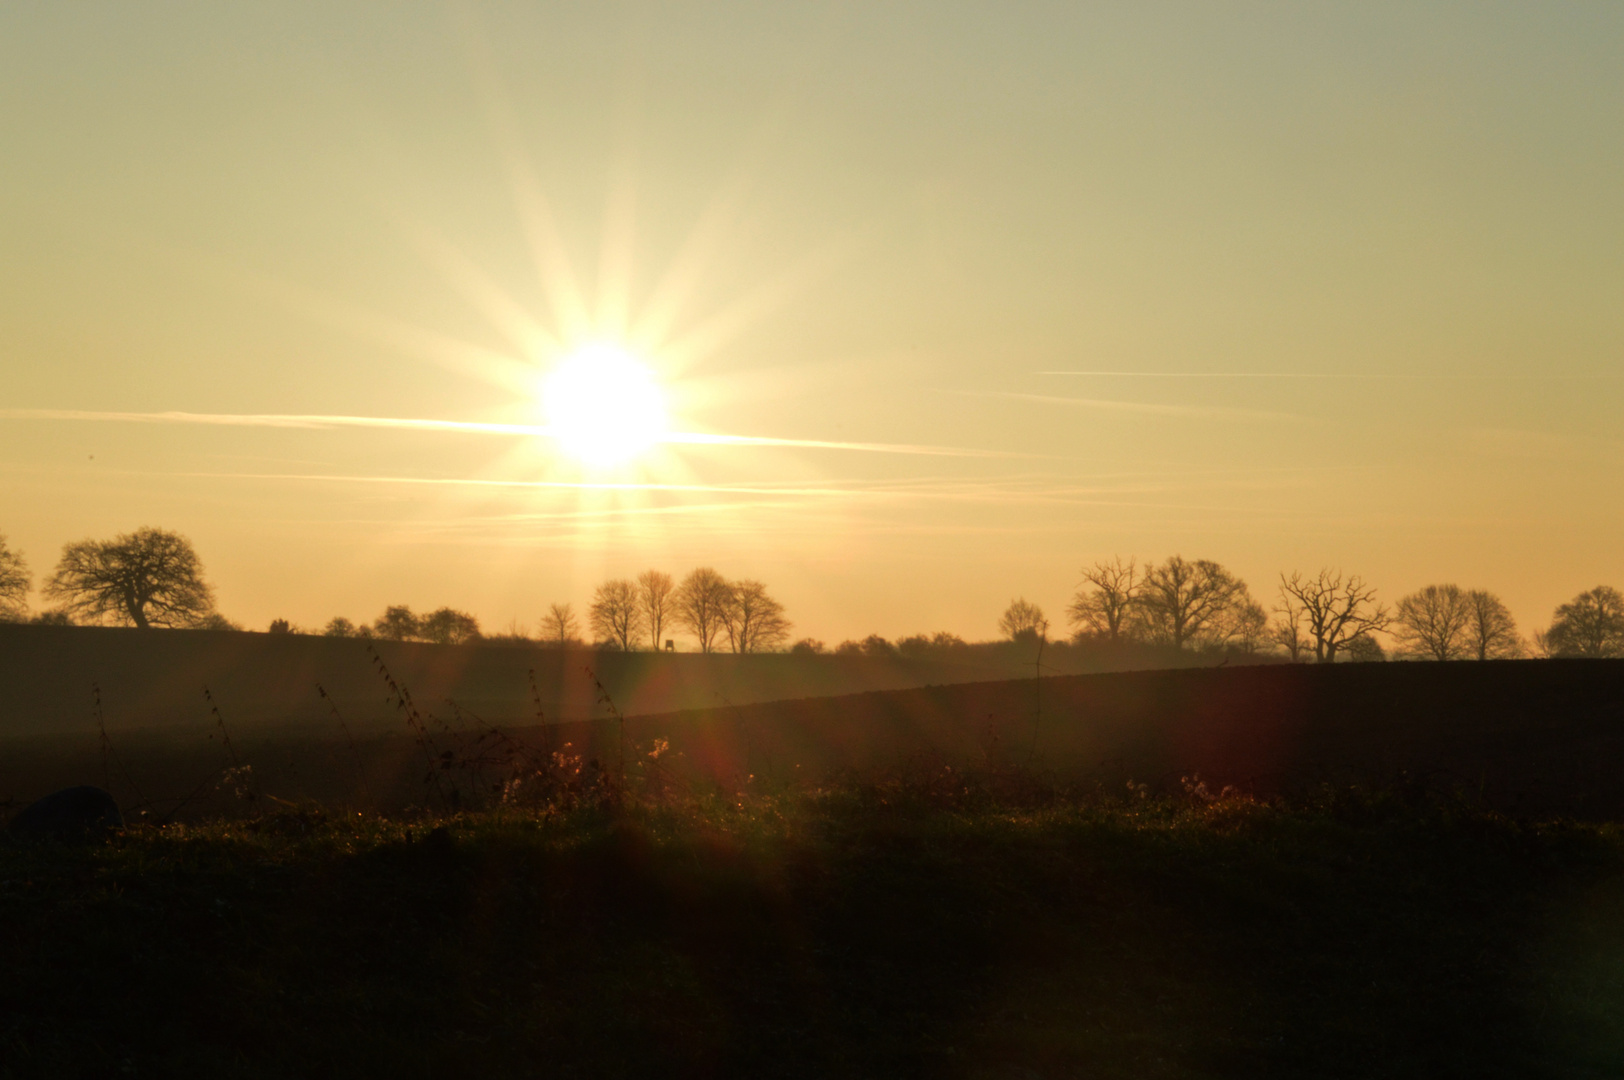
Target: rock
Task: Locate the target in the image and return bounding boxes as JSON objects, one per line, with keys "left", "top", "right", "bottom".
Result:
{"left": 8, "top": 786, "right": 123, "bottom": 841}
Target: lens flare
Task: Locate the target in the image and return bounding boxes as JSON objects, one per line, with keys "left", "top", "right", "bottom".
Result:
{"left": 542, "top": 343, "right": 669, "bottom": 467}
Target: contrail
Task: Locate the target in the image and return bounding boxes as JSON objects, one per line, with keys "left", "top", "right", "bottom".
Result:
{"left": 172, "top": 470, "right": 885, "bottom": 498}
{"left": 0, "top": 408, "right": 1006, "bottom": 458}
{"left": 166, "top": 470, "right": 1262, "bottom": 511}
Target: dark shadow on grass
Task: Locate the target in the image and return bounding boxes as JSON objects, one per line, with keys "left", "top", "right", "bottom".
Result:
{"left": 1, "top": 790, "right": 1622, "bottom": 1079}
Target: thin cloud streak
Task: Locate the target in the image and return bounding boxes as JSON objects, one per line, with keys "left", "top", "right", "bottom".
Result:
{"left": 964, "top": 391, "right": 1300, "bottom": 423}
{"left": 0, "top": 409, "right": 1004, "bottom": 458}
{"left": 165, "top": 469, "right": 1285, "bottom": 513}
{"left": 341, "top": 500, "right": 804, "bottom": 528}
{"left": 172, "top": 470, "right": 882, "bottom": 498}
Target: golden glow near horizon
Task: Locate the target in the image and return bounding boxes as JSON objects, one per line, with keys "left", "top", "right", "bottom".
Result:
{"left": 1, "top": 5, "right": 1622, "bottom": 642}
{"left": 540, "top": 344, "right": 670, "bottom": 468}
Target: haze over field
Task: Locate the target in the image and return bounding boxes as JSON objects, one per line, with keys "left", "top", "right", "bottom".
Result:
{"left": 3, "top": 3, "right": 1621, "bottom": 641}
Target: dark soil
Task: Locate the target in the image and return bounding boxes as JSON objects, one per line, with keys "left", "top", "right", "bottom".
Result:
{"left": 2, "top": 789, "right": 1622, "bottom": 1079}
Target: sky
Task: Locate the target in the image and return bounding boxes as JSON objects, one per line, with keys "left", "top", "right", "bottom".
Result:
{"left": 2, "top": 2, "right": 1621, "bottom": 644}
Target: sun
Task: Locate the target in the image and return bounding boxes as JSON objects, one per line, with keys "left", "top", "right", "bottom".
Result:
{"left": 541, "top": 343, "right": 670, "bottom": 467}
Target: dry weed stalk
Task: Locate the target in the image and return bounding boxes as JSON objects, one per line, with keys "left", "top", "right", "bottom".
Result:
{"left": 367, "top": 644, "right": 451, "bottom": 808}
{"left": 205, "top": 685, "right": 258, "bottom": 807}
{"left": 92, "top": 681, "right": 146, "bottom": 810}
{"left": 317, "top": 682, "right": 371, "bottom": 804}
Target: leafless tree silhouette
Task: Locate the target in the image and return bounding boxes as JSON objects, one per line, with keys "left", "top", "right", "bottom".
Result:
{"left": 860, "top": 634, "right": 896, "bottom": 656}
{"left": 0, "top": 534, "right": 29, "bottom": 622}
{"left": 373, "top": 605, "right": 420, "bottom": 641}
{"left": 540, "top": 602, "right": 580, "bottom": 646}
{"left": 1269, "top": 592, "right": 1311, "bottom": 661}
{"left": 589, "top": 579, "right": 644, "bottom": 651}
{"left": 1223, "top": 597, "right": 1271, "bottom": 655}
{"left": 1464, "top": 589, "right": 1521, "bottom": 660}
{"left": 720, "top": 579, "right": 792, "bottom": 653}
{"left": 999, "top": 597, "right": 1047, "bottom": 642}
{"left": 1344, "top": 634, "right": 1387, "bottom": 662}
{"left": 1546, "top": 586, "right": 1624, "bottom": 658}
{"left": 1136, "top": 556, "right": 1248, "bottom": 650}
{"left": 420, "top": 607, "right": 481, "bottom": 644}
{"left": 44, "top": 527, "right": 215, "bottom": 629}
{"left": 675, "top": 567, "right": 730, "bottom": 653}
{"left": 637, "top": 570, "right": 675, "bottom": 650}
{"left": 1393, "top": 584, "right": 1472, "bottom": 660}
{"left": 1067, "top": 556, "right": 1140, "bottom": 642}
{"left": 834, "top": 634, "right": 894, "bottom": 657}
{"left": 1278, "top": 569, "right": 1389, "bottom": 663}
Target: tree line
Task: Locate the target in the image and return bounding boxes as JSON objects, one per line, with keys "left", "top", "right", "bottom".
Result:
{"left": 0, "top": 528, "right": 796, "bottom": 653}
{"left": 1039, "top": 554, "right": 1624, "bottom": 660}
{"left": 300, "top": 568, "right": 792, "bottom": 653}
{"left": 541, "top": 569, "right": 792, "bottom": 654}
{"left": 3, "top": 529, "right": 1623, "bottom": 660}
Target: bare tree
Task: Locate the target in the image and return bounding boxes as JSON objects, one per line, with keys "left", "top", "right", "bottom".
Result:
{"left": 717, "top": 580, "right": 743, "bottom": 651}
{"left": 1278, "top": 569, "right": 1390, "bottom": 663}
{"left": 589, "top": 579, "right": 645, "bottom": 651}
{"left": 420, "top": 607, "right": 481, "bottom": 645}
{"left": 44, "top": 527, "right": 216, "bottom": 629}
{"left": 720, "top": 579, "right": 792, "bottom": 653}
{"left": 1464, "top": 589, "right": 1521, "bottom": 660}
{"left": 1345, "top": 634, "right": 1386, "bottom": 662}
{"left": 999, "top": 597, "right": 1048, "bottom": 642}
{"left": 637, "top": 570, "right": 675, "bottom": 650}
{"left": 1067, "top": 556, "right": 1139, "bottom": 642}
{"left": 540, "top": 602, "right": 580, "bottom": 646}
{"left": 674, "top": 567, "right": 731, "bottom": 653}
{"left": 1392, "top": 584, "right": 1471, "bottom": 661}
{"left": 858, "top": 634, "right": 896, "bottom": 656}
{"left": 1135, "top": 556, "right": 1247, "bottom": 650}
{"left": 1223, "top": 598, "right": 1271, "bottom": 655}
{"left": 0, "top": 534, "right": 29, "bottom": 622}
{"left": 1270, "top": 593, "right": 1311, "bottom": 661}
{"left": 373, "top": 605, "right": 421, "bottom": 641}
{"left": 1545, "top": 586, "right": 1624, "bottom": 658}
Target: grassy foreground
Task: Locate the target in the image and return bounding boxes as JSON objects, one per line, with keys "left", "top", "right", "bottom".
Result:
{"left": 3, "top": 783, "right": 1623, "bottom": 1079}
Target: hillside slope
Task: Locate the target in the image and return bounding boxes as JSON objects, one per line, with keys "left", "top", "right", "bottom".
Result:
{"left": 0, "top": 624, "right": 997, "bottom": 736}
{"left": 604, "top": 659, "right": 1624, "bottom": 817}
{"left": 0, "top": 623, "right": 1221, "bottom": 737}
{"left": 8, "top": 632, "right": 1618, "bottom": 820}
